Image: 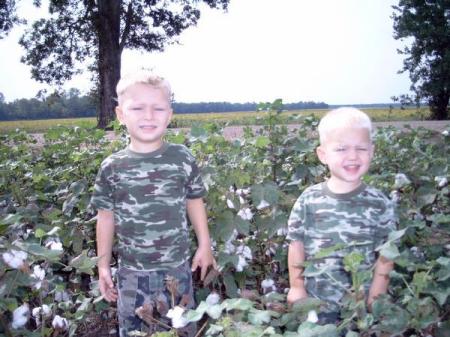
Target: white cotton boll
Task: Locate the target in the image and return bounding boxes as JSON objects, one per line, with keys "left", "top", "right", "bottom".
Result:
{"left": 166, "top": 306, "right": 188, "bottom": 328}
{"left": 261, "top": 279, "right": 275, "bottom": 290}
{"left": 52, "top": 315, "right": 68, "bottom": 330}
{"left": 276, "top": 227, "right": 288, "bottom": 236}
{"left": 236, "top": 245, "right": 252, "bottom": 260}
{"left": 32, "top": 265, "right": 45, "bottom": 289}
{"left": 442, "top": 130, "right": 449, "bottom": 136}
{"left": 226, "top": 199, "right": 235, "bottom": 209}
{"left": 237, "top": 208, "right": 253, "bottom": 221}
{"left": 236, "top": 188, "right": 250, "bottom": 196}
{"left": 390, "top": 190, "right": 401, "bottom": 203}
{"left": 205, "top": 292, "right": 220, "bottom": 306}
{"left": 3, "top": 249, "right": 28, "bottom": 269}
{"left": 235, "top": 255, "right": 248, "bottom": 272}
{"left": 46, "top": 240, "right": 63, "bottom": 251}
{"left": 12, "top": 303, "right": 29, "bottom": 329}
{"left": 239, "top": 196, "right": 245, "bottom": 204}
{"left": 223, "top": 241, "right": 235, "bottom": 254}
{"left": 394, "top": 173, "right": 411, "bottom": 189}
{"left": 256, "top": 200, "right": 270, "bottom": 210}
{"left": 435, "top": 176, "right": 448, "bottom": 188}
{"left": 47, "top": 227, "right": 60, "bottom": 236}
{"left": 55, "top": 290, "right": 70, "bottom": 302}
{"left": 306, "top": 310, "right": 319, "bottom": 323}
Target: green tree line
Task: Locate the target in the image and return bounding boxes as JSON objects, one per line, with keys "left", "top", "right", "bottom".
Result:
{"left": 0, "top": 90, "right": 328, "bottom": 121}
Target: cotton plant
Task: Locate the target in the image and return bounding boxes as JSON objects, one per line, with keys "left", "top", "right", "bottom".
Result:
{"left": 434, "top": 176, "right": 448, "bottom": 188}
{"left": 261, "top": 278, "right": 276, "bottom": 294}
{"left": 32, "top": 304, "right": 51, "bottom": 325}
{"left": 394, "top": 173, "right": 412, "bottom": 189}
{"left": 52, "top": 314, "right": 69, "bottom": 330}
{"left": 31, "top": 264, "right": 46, "bottom": 290}
{"left": 12, "top": 303, "right": 29, "bottom": 329}
{"left": 2, "top": 249, "right": 28, "bottom": 270}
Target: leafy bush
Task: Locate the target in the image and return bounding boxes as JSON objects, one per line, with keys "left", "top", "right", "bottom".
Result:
{"left": 0, "top": 106, "right": 449, "bottom": 337}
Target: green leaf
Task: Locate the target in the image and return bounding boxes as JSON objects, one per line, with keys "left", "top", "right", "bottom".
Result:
{"left": 251, "top": 182, "right": 279, "bottom": 207}
{"left": 248, "top": 308, "right": 271, "bottom": 325}
{"left": 343, "top": 252, "right": 364, "bottom": 273}
{"left": 416, "top": 186, "right": 437, "bottom": 208}
{"left": 296, "top": 322, "right": 338, "bottom": 337}
{"left": 255, "top": 136, "right": 270, "bottom": 148}
{"left": 69, "top": 250, "right": 98, "bottom": 275}
{"left": 371, "top": 297, "right": 409, "bottom": 333}
{"left": 35, "top": 228, "right": 46, "bottom": 239}
{"left": 223, "top": 273, "right": 239, "bottom": 298}
{"left": 223, "top": 298, "right": 254, "bottom": 311}
{"left": 185, "top": 301, "right": 208, "bottom": 322}
{"left": 436, "top": 257, "right": 450, "bottom": 281}
{"left": 16, "top": 242, "right": 62, "bottom": 262}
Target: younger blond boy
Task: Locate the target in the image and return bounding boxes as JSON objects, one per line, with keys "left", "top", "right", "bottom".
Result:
{"left": 286, "top": 107, "right": 396, "bottom": 323}
{"left": 90, "top": 71, "right": 216, "bottom": 336}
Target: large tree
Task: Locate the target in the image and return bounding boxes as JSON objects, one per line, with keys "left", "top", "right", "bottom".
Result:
{"left": 18, "top": 0, "right": 229, "bottom": 128}
{"left": 0, "top": 0, "right": 23, "bottom": 38}
{"left": 392, "top": 0, "right": 450, "bottom": 120}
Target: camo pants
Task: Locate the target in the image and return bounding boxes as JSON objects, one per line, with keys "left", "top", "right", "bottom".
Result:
{"left": 117, "top": 262, "right": 196, "bottom": 337}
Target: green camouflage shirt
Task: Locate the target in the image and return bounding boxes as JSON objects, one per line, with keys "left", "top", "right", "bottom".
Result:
{"left": 90, "top": 142, "right": 206, "bottom": 271}
{"left": 287, "top": 182, "right": 396, "bottom": 311}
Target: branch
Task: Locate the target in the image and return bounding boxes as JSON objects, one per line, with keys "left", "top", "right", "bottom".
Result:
{"left": 119, "top": 2, "right": 133, "bottom": 53}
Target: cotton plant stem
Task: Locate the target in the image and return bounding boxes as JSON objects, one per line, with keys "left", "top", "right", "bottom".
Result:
{"left": 194, "top": 320, "right": 209, "bottom": 337}
{"left": 0, "top": 312, "right": 13, "bottom": 337}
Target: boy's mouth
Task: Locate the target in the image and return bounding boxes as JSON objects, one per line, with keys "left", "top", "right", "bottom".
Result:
{"left": 139, "top": 125, "right": 157, "bottom": 130}
{"left": 344, "top": 164, "right": 360, "bottom": 173}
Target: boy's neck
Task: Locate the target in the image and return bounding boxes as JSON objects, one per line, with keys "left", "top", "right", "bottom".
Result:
{"left": 129, "top": 139, "right": 164, "bottom": 153}
{"left": 326, "top": 177, "right": 362, "bottom": 194}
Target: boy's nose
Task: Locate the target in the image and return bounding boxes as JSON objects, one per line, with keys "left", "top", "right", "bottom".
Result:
{"left": 143, "top": 108, "right": 154, "bottom": 119}
{"left": 348, "top": 148, "right": 358, "bottom": 159}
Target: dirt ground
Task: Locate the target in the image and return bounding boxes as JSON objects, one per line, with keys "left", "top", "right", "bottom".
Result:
{"left": 218, "top": 120, "right": 450, "bottom": 140}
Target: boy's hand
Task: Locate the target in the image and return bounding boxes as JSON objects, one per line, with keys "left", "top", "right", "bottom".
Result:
{"left": 191, "top": 245, "right": 217, "bottom": 281}
{"left": 98, "top": 267, "right": 118, "bottom": 302}
{"left": 287, "top": 286, "right": 308, "bottom": 305}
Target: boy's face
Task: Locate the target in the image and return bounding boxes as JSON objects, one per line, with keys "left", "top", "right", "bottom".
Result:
{"left": 116, "top": 83, "right": 172, "bottom": 153}
{"left": 316, "top": 127, "right": 374, "bottom": 192}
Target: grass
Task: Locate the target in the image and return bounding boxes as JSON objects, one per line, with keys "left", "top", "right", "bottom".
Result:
{"left": 0, "top": 107, "right": 432, "bottom": 133}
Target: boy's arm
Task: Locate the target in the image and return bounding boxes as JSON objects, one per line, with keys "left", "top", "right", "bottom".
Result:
{"left": 96, "top": 209, "right": 118, "bottom": 302}
{"left": 187, "top": 197, "right": 217, "bottom": 281}
{"left": 368, "top": 255, "right": 394, "bottom": 308}
{"left": 287, "top": 240, "right": 308, "bottom": 304}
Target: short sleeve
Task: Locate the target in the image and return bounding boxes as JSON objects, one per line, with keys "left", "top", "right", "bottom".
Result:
{"left": 90, "top": 163, "right": 114, "bottom": 211}
{"left": 286, "top": 194, "right": 307, "bottom": 242}
{"left": 185, "top": 154, "right": 206, "bottom": 199}
{"left": 373, "top": 197, "right": 397, "bottom": 248}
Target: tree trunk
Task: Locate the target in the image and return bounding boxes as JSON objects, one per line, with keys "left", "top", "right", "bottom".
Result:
{"left": 96, "top": 0, "right": 121, "bottom": 129}
{"left": 429, "top": 91, "right": 450, "bottom": 120}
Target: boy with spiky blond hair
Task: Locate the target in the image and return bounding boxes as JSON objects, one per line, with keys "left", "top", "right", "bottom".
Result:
{"left": 91, "top": 71, "right": 216, "bottom": 336}
{"left": 286, "top": 107, "right": 396, "bottom": 324}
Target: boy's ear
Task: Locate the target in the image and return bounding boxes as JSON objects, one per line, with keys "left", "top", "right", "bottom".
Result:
{"left": 115, "top": 106, "right": 125, "bottom": 125}
{"left": 316, "top": 146, "right": 328, "bottom": 165}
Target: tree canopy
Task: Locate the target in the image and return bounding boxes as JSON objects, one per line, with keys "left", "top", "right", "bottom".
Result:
{"left": 392, "top": 0, "right": 450, "bottom": 120}
{"left": 16, "top": 0, "right": 229, "bottom": 128}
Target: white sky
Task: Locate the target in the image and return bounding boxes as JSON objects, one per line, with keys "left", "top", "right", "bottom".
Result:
{"left": 0, "top": 0, "right": 411, "bottom": 105}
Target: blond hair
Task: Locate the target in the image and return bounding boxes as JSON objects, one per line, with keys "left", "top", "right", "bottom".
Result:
{"left": 318, "top": 107, "right": 373, "bottom": 144}
{"left": 116, "top": 70, "right": 172, "bottom": 104}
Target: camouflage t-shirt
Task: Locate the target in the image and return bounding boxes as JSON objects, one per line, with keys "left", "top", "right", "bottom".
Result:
{"left": 90, "top": 142, "right": 206, "bottom": 271}
{"left": 286, "top": 182, "right": 396, "bottom": 311}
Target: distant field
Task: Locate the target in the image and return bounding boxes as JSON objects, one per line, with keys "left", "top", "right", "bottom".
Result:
{"left": 0, "top": 107, "right": 432, "bottom": 133}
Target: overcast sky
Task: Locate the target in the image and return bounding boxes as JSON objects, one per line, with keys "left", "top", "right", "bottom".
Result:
{"left": 0, "top": 0, "right": 411, "bottom": 105}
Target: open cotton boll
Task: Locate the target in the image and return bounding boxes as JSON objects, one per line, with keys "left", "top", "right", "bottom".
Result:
{"left": 237, "top": 208, "right": 253, "bottom": 220}
{"left": 256, "top": 200, "right": 270, "bottom": 210}
{"left": 435, "top": 176, "right": 448, "bottom": 188}
{"left": 32, "top": 265, "right": 46, "bottom": 289}
{"left": 394, "top": 173, "right": 411, "bottom": 189}
{"left": 306, "top": 310, "right": 319, "bottom": 323}
{"left": 166, "top": 306, "right": 188, "bottom": 328}
{"left": 226, "top": 199, "right": 235, "bottom": 209}
{"left": 205, "top": 292, "right": 220, "bottom": 305}
{"left": 52, "top": 315, "right": 69, "bottom": 330}
{"left": 3, "top": 249, "right": 28, "bottom": 269}
{"left": 12, "top": 303, "right": 29, "bottom": 329}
